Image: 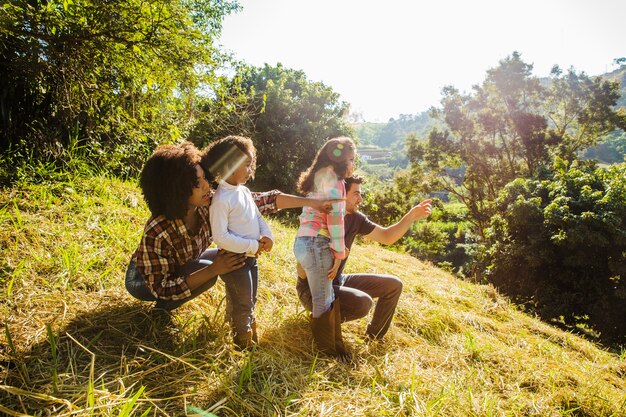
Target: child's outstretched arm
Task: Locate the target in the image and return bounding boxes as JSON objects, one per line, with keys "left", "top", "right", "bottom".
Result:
{"left": 275, "top": 193, "right": 344, "bottom": 214}
{"left": 250, "top": 189, "right": 342, "bottom": 215}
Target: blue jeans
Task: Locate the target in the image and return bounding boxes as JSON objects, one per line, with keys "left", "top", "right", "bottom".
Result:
{"left": 220, "top": 257, "right": 258, "bottom": 336}
{"left": 293, "top": 235, "right": 335, "bottom": 318}
{"left": 125, "top": 248, "right": 219, "bottom": 310}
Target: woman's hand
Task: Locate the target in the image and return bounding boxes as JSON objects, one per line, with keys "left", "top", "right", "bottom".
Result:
{"left": 211, "top": 250, "right": 246, "bottom": 275}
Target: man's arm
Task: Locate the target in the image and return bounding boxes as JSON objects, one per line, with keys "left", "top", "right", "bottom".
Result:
{"left": 365, "top": 199, "right": 432, "bottom": 245}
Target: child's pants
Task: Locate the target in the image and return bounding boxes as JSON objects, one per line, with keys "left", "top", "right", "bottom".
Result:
{"left": 220, "top": 256, "right": 258, "bottom": 336}
{"left": 293, "top": 235, "right": 335, "bottom": 318}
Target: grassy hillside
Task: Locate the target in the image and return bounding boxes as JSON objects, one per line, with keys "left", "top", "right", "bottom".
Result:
{"left": 1, "top": 175, "right": 625, "bottom": 416}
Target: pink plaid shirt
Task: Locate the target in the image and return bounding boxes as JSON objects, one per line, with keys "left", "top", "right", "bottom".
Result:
{"left": 296, "top": 166, "right": 346, "bottom": 259}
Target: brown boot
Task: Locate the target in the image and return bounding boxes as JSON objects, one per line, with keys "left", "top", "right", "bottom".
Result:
{"left": 333, "top": 301, "right": 351, "bottom": 361}
{"left": 233, "top": 330, "right": 254, "bottom": 351}
{"left": 311, "top": 303, "right": 337, "bottom": 356}
{"left": 311, "top": 302, "right": 350, "bottom": 360}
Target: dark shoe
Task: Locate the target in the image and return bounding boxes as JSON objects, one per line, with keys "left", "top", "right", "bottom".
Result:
{"left": 364, "top": 331, "right": 383, "bottom": 344}
{"left": 251, "top": 321, "right": 259, "bottom": 344}
{"left": 365, "top": 324, "right": 386, "bottom": 342}
{"left": 233, "top": 330, "right": 254, "bottom": 351}
{"left": 150, "top": 308, "right": 174, "bottom": 326}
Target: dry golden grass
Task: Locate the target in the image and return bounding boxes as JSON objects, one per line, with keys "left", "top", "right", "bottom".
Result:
{"left": 1, "top": 175, "right": 625, "bottom": 416}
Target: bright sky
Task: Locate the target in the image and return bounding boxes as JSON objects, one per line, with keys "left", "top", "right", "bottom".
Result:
{"left": 219, "top": 0, "right": 626, "bottom": 122}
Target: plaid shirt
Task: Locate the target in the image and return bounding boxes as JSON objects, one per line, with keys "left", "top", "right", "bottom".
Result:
{"left": 296, "top": 166, "right": 346, "bottom": 258}
{"left": 133, "top": 189, "right": 280, "bottom": 300}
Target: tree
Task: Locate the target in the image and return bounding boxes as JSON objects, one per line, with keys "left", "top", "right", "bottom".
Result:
{"left": 544, "top": 66, "right": 626, "bottom": 161}
{"left": 0, "top": 0, "right": 238, "bottom": 175}
{"left": 411, "top": 52, "right": 626, "bottom": 237}
{"left": 191, "top": 63, "right": 353, "bottom": 193}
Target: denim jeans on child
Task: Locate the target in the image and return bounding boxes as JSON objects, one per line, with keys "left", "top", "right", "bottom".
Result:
{"left": 220, "top": 256, "right": 258, "bottom": 336}
{"left": 293, "top": 235, "right": 335, "bottom": 318}
{"left": 125, "top": 248, "right": 219, "bottom": 311}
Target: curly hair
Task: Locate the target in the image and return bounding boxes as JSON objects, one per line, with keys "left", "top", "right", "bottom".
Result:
{"left": 200, "top": 135, "right": 257, "bottom": 182}
{"left": 297, "top": 137, "right": 356, "bottom": 194}
{"left": 140, "top": 142, "right": 201, "bottom": 219}
{"left": 344, "top": 174, "right": 364, "bottom": 191}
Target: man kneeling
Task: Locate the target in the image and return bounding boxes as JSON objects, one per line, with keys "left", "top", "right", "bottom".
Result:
{"left": 296, "top": 175, "right": 432, "bottom": 340}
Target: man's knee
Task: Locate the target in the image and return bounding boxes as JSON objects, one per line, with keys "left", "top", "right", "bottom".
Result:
{"left": 351, "top": 293, "right": 373, "bottom": 319}
{"left": 390, "top": 275, "right": 403, "bottom": 295}
{"left": 339, "top": 291, "right": 372, "bottom": 321}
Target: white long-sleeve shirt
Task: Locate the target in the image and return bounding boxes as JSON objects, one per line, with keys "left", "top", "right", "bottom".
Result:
{"left": 209, "top": 180, "right": 274, "bottom": 256}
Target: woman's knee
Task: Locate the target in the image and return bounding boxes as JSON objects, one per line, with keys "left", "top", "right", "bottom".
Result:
{"left": 125, "top": 261, "right": 155, "bottom": 301}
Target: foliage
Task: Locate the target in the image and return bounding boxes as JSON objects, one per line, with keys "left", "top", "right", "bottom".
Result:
{"left": 410, "top": 52, "right": 626, "bottom": 237}
{"left": 2, "top": 174, "right": 626, "bottom": 415}
{"left": 603, "top": 63, "right": 626, "bottom": 107}
{"left": 351, "top": 122, "right": 386, "bottom": 146}
{"left": 0, "top": 0, "right": 238, "bottom": 177}
{"left": 356, "top": 170, "right": 472, "bottom": 273}
{"left": 359, "top": 169, "right": 422, "bottom": 227}
{"left": 403, "top": 202, "right": 474, "bottom": 274}
{"left": 191, "top": 63, "right": 353, "bottom": 193}
{"left": 484, "top": 160, "right": 626, "bottom": 343}
{"left": 582, "top": 130, "right": 626, "bottom": 164}
{"left": 371, "top": 112, "right": 434, "bottom": 149}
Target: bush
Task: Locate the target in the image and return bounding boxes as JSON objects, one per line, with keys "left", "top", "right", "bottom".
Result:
{"left": 484, "top": 160, "right": 626, "bottom": 343}
{"left": 403, "top": 202, "right": 475, "bottom": 275}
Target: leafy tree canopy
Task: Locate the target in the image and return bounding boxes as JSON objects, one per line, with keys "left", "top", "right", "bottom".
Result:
{"left": 1, "top": 0, "right": 238, "bottom": 176}
{"left": 191, "top": 63, "right": 353, "bottom": 193}
{"left": 485, "top": 160, "right": 626, "bottom": 343}
{"left": 409, "top": 52, "right": 626, "bottom": 235}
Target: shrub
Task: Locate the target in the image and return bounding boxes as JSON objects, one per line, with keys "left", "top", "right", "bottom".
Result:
{"left": 484, "top": 160, "right": 626, "bottom": 343}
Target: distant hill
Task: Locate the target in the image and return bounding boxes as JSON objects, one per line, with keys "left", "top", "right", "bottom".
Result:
{"left": 352, "top": 66, "right": 626, "bottom": 165}
{"left": 352, "top": 112, "right": 435, "bottom": 150}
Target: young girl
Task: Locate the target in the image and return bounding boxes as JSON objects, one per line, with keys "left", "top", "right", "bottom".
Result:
{"left": 202, "top": 136, "right": 273, "bottom": 350}
{"left": 293, "top": 137, "right": 356, "bottom": 358}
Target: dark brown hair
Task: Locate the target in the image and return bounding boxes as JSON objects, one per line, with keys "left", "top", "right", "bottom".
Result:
{"left": 140, "top": 142, "right": 201, "bottom": 219}
{"left": 345, "top": 174, "right": 364, "bottom": 192}
{"left": 200, "top": 135, "right": 257, "bottom": 181}
{"left": 297, "top": 137, "right": 356, "bottom": 194}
